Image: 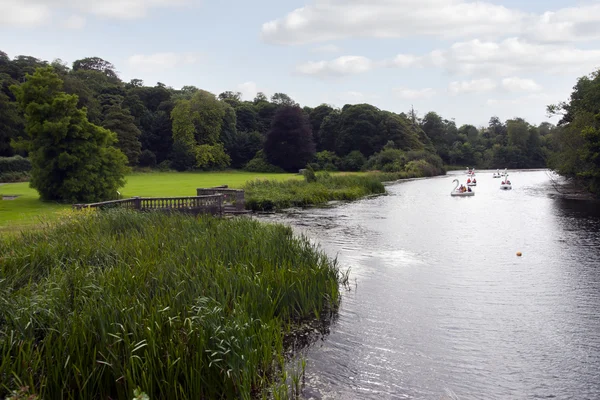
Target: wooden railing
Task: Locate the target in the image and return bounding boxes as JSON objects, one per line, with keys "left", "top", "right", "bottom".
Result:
{"left": 73, "top": 195, "right": 224, "bottom": 216}
{"left": 197, "top": 186, "right": 245, "bottom": 212}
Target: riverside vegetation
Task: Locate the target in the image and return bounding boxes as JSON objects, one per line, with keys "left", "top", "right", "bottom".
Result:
{"left": 0, "top": 210, "right": 344, "bottom": 399}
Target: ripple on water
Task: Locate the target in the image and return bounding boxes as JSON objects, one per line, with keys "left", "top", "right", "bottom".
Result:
{"left": 262, "top": 171, "right": 600, "bottom": 400}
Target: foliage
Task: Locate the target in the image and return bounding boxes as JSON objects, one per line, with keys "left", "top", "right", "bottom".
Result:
{"left": 264, "top": 106, "right": 316, "bottom": 172}
{"left": 547, "top": 69, "right": 600, "bottom": 193}
{"left": 340, "top": 151, "right": 366, "bottom": 171}
{"left": 10, "top": 66, "right": 128, "bottom": 202}
{"left": 0, "top": 210, "right": 341, "bottom": 399}
{"left": 244, "top": 173, "right": 385, "bottom": 211}
{"left": 0, "top": 155, "right": 31, "bottom": 174}
{"left": 102, "top": 105, "right": 142, "bottom": 165}
{"left": 138, "top": 150, "right": 157, "bottom": 168}
{"left": 244, "top": 150, "right": 285, "bottom": 173}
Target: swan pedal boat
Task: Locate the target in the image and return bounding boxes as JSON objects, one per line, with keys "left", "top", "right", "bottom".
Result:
{"left": 451, "top": 179, "right": 475, "bottom": 196}
{"left": 493, "top": 173, "right": 501, "bottom": 178}
{"left": 452, "top": 190, "right": 475, "bottom": 196}
{"left": 500, "top": 184, "right": 512, "bottom": 190}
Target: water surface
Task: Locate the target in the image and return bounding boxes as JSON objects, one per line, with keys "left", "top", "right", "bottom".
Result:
{"left": 261, "top": 170, "right": 600, "bottom": 400}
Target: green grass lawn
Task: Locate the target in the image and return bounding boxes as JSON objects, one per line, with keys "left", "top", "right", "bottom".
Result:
{"left": 0, "top": 171, "right": 299, "bottom": 232}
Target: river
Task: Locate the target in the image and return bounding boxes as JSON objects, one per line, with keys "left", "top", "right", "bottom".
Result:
{"left": 260, "top": 170, "right": 600, "bottom": 400}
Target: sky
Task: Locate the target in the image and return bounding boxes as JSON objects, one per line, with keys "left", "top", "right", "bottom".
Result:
{"left": 2, "top": 0, "right": 600, "bottom": 127}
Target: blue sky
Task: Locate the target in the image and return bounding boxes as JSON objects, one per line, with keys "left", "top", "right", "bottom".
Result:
{"left": 2, "top": 0, "right": 600, "bottom": 127}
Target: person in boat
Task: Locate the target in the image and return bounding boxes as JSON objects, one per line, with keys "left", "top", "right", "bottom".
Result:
{"left": 473, "top": 178, "right": 477, "bottom": 183}
{"left": 467, "top": 178, "right": 471, "bottom": 183}
{"left": 468, "top": 187, "right": 472, "bottom": 192}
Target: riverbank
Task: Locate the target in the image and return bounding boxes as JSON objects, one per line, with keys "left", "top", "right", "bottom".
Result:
{"left": 244, "top": 170, "right": 446, "bottom": 211}
{"left": 0, "top": 210, "right": 342, "bottom": 399}
{"left": 0, "top": 171, "right": 300, "bottom": 232}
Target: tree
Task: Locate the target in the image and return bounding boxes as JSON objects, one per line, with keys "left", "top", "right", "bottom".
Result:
{"left": 547, "top": 69, "right": 600, "bottom": 192}
{"left": 102, "top": 105, "right": 142, "bottom": 165}
{"left": 0, "top": 90, "right": 22, "bottom": 156}
{"left": 10, "top": 66, "right": 128, "bottom": 202}
{"left": 507, "top": 118, "right": 530, "bottom": 149}
{"left": 253, "top": 92, "right": 268, "bottom": 104}
{"left": 271, "top": 92, "right": 297, "bottom": 106}
{"left": 170, "top": 89, "right": 230, "bottom": 170}
{"left": 264, "top": 106, "right": 315, "bottom": 171}
{"left": 309, "top": 104, "right": 334, "bottom": 150}
{"left": 72, "top": 57, "right": 118, "bottom": 79}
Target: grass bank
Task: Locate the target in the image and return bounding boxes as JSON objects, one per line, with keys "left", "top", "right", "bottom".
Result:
{"left": 0, "top": 210, "right": 341, "bottom": 399}
{"left": 244, "top": 172, "right": 386, "bottom": 211}
{"left": 0, "top": 171, "right": 298, "bottom": 232}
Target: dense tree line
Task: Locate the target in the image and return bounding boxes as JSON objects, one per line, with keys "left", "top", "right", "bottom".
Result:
{"left": 3, "top": 50, "right": 586, "bottom": 200}
{"left": 547, "top": 69, "right": 600, "bottom": 194}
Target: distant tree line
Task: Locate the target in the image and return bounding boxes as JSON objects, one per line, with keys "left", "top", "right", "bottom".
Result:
{"left": 4, "top": 51, "right": 595, "bottom": 199}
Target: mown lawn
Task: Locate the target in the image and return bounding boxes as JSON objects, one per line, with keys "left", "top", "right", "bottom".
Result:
{"left": 0, "top": 171, "right": 299, "bottom": 232}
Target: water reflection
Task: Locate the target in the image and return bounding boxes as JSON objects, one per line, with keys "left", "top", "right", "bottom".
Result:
{"left": 260, "top": 170, "right": 600, "bottom": 400}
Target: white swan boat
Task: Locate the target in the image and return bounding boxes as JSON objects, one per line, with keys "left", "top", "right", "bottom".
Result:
{"left": 500, "top": 175, "right": 512, "bottom": 190}
{"left": 451, "top": 179, "right": 475, "bottom": 196}
{"left": 493, "top": 169, "right": 501, "bottom": 178}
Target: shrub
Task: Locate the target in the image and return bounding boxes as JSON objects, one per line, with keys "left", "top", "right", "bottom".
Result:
{"left": 0, "top": 155, "right": 31, "bottom": 174}
{"left": 244, "top": 150, "right": 285, "bottom": 173}
{"left": 340, "top": 151, "right": 366, "bottom": 171}
{"left": 0, "top": 171, "right": 29, "bottom": 183}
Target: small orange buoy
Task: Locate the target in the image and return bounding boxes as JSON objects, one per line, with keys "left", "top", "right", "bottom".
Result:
{"left": 516, "top": 252, "right": 522, "bottom": 257}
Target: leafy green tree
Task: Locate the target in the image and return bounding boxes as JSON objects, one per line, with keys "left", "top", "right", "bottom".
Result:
{"left": 309, "top": 104, "right": 334, "bottom": 150}
{"left": 102, "top": 105, "right": 142, "bottom": 165}
{"left": 235, "top": 103, "right": 259, "bottom": 133}
{"left": 170, "top": 89, "right": 230, "bottom": 169}
{"left": 264, "top": 106, "right": 315, "bottom": 171}
{"left": 72, "top": 57, "right": 118, "bottom": 79}
{"left": 10, "top": 66, "right": 127, "bottom": 202}
{"left": 0, "top": 90, "right": 22, "bottom": 156}
{"left": 271, "top": 92, "right": 296, "bottom": 106}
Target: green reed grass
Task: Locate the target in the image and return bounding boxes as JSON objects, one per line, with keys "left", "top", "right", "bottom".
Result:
{"left": 243, "top": 173, "right": 386, "bottom": 211}
{"left": 0, "top": 210, "right": 341, "bottom": 399}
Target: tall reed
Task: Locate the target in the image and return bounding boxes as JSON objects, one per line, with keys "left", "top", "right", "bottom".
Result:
{"left": 244, "top": 173, "right": 385, "bottom": 211}
{"left": 0, "top": 210, "right": 341, "bottom": 399}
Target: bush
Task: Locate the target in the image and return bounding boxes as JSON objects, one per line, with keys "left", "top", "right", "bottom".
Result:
{"left": 157, "top": 160, "right": 172, "bottom": 172}
{"left": 0, "top": 171, "right": 30, "bottom": 183}
{"left": 303, "top": 165, "right": 317, "bottom": 183}
{"left": 244, "top": 150, "right": 285, "bottom": 173}
{"left": 138, "top": 150, "right": 157, "bottom": 168}
{"left": 340, "top": 151, "right": 366, "bottom": 171}
{"left": 0, "top": 155, "right": 31, "bottom": 174}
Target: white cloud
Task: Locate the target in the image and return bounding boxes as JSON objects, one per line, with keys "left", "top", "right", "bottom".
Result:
{"left": 62, "top": 14, "right": 86, "bottom": 29}
{"left": 393, "top": 38, "right": 600, "bottom": 76}
{"left": 393, "top": 87, "right": 436, "bottom": 100}
{"left": 449, "top": 79, "right": 497, "bottom": 94}
{"left": 237, "top": 81, "right": 259, "bottom": 101}
{"left": 127, "top": 52, "right": 200, "bottom": 72}
{"left": 0, "top": 0, "right": 49, "bottom": 27}
{"left": 526, "top": 4, "right": 600, "bottom": 43}
{"left": 501, "top": 77, "right": 542, "bottom": 92}
{"left": 486, "top": 93, "right": 555, "bottom": 106}
{"left": 296, "top": 55, "right": 375, "bottom": 77}
{"left": 0, "top": 0, "right": 192, "bottom": 27}
{"left": 262, "top": 0, "right": 600, "bottom": 45}
{"left": 311, "top": 44, "right": 342, "bottom": 53}
{"left": 261, "top": 0, "right": 524, "bottom": 45}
